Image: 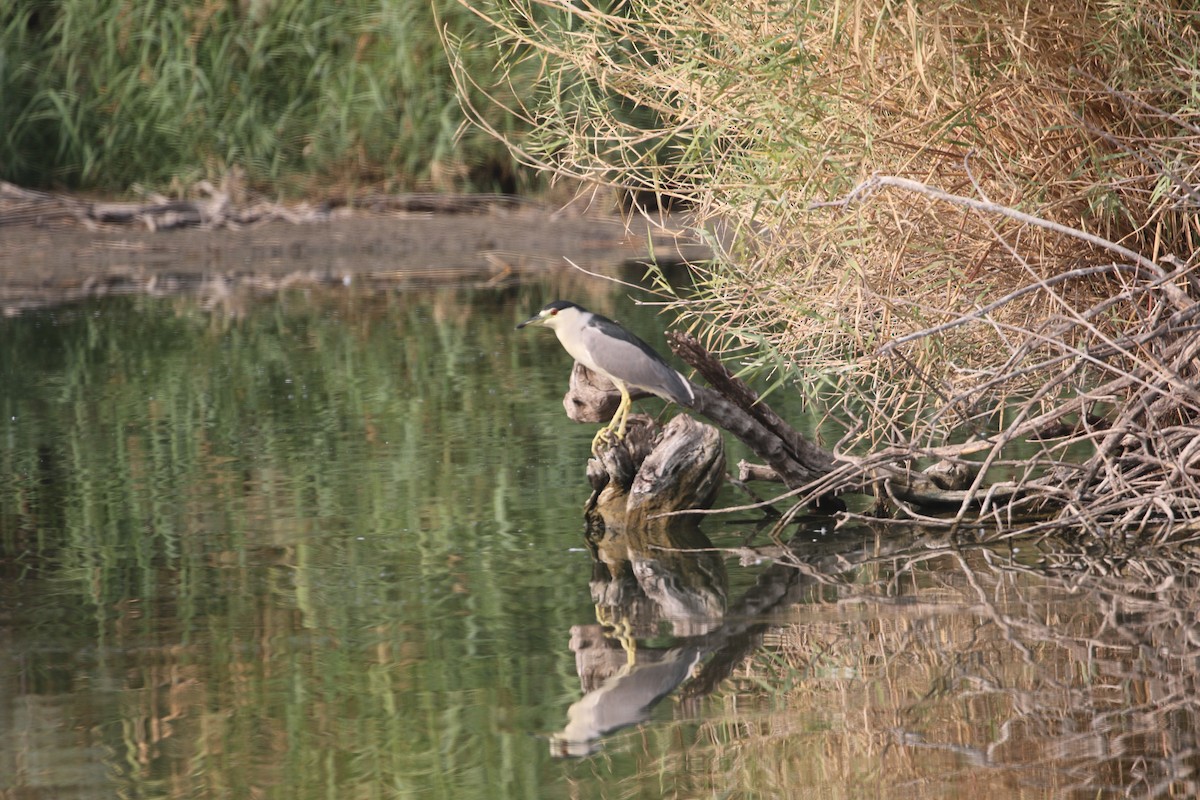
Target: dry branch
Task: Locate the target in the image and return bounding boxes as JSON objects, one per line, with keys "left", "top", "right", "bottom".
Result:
{"left": 831, "top": 174, "right": 1195, "bottom": 316}
{"left": 816, "top": 175, "right": 1200, "bottom": 538}
{"left": 669, "top": 332, "right": 836, "bottom": 486}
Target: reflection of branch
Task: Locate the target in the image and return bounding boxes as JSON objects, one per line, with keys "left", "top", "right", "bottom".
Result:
{"left": 582, "top": 521, "right": 1200, "bottom": 784}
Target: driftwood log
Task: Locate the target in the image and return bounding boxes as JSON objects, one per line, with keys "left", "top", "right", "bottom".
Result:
{"left": 668, "top": 332, "right": 985, "bottom": 511}
{"left": 0, "top": 179, "right": 530, "bottom": 231}
{"left": 570, "top": 332, "right": 1038, "bottom": 525}
{"left": 581, "top": 411, "right": 725, "bottom": 526}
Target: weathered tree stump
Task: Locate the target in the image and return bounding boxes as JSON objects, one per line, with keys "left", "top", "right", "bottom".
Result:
{"left": 564, "top": 365, "right": 728, "bottom": 638}
{"left": 586, "top": 414, "right": 724, "bottom": 522}
{"left": 562, "top": 361, "right": 725, "bottom": 524}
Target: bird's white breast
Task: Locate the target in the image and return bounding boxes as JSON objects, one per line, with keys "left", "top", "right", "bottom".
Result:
{"left": 553, "top": 319, "right": 601, "bottom": 374}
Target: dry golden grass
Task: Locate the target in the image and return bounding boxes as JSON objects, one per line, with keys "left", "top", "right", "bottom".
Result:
{"left": 459, "top": 0, "right": 1196, "bottom": 359}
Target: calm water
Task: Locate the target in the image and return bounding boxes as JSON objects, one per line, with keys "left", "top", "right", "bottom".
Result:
{"left": 1, "top": 280, "right": 1198, "bottom": 798}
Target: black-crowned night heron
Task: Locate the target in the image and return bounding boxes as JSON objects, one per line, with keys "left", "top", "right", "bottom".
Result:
{"left": 517, "top": 300, "right": 695, "bottom": 453}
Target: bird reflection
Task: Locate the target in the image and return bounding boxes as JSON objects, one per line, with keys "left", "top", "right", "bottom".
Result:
{"left": 551, "top": 638, "right": 705, "bottom": 758}
{"left": 550, "top": 519, "right": 727, "bottom": 757}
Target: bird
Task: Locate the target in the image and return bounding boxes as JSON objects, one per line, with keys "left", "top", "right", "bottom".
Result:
{"left": 517, "top": 300, "right": 695, "bottom": 454}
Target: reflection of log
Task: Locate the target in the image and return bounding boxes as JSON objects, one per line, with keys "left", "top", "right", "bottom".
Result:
{"left": 587, "top": 516, "right": 728, "bottom": 635}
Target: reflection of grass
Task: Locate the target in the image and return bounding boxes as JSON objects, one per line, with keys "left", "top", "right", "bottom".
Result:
{"left": 2, "top": 289, "right": 580, "bottom": 596}
{"left": 0, "top": 286, "right": 702, "bottom": 798}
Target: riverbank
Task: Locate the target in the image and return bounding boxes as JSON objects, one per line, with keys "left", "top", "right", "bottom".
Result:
{"left": 0, "top": 183, "right": 709, "bottom": 315}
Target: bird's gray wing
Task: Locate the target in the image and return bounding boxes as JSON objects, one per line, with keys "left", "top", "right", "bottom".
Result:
{"left": 581, "top": 315, "right": 694, "bottom": 405}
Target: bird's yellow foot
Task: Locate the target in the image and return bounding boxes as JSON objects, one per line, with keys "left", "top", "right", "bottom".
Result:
{"left": 590, "top": 425, "right": 621, "bottom": 456}
{"left": 590, "top": 392, "right": 632, "bottom": 456}
{"left": 595, "top": 605, "right": 637, "bottom": 666}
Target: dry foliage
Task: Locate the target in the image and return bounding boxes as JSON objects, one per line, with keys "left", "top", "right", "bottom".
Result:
{"left": 455, "top": 0, "right": 1200, "bottom": 538}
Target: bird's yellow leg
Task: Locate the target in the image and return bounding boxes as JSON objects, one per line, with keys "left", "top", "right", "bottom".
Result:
{"left": 613, "top": 387, "right": 632, "bottom": 439}
{"left": 614, "top": 616, "right": 637, "bottom": 666}
{"left": 590, "top": 390, "right": 632, "bottom": 455}
{"left": 595, "top": 605, "right": 637, "bottom": 666}
{"left": 590, "top": 426, "right": 611, "bottom": 456}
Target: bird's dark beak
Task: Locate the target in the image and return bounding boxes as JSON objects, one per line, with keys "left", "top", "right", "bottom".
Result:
{"left": 515, "top": 312, "right": 543, "bottom": 330}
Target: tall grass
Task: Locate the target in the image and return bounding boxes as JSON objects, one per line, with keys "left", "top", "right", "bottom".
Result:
{"left": 0, "top": 0, "right": 532, "bottom": 194}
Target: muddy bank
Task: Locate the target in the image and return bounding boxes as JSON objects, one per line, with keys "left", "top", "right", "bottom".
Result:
{"left": 0, "top": 186, "right": 710, "bottom": 314}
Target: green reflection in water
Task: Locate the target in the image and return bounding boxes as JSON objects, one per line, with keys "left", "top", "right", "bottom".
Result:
{"left": 2, "top": 286, "right": 1195, "bottom": 799}
{"left": 1, "top": 286, "right": 696, "bottom": 798}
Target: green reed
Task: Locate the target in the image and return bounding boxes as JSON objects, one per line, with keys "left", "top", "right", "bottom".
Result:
{"left": 0, "top": 0, "right": 532, "bottom": 194}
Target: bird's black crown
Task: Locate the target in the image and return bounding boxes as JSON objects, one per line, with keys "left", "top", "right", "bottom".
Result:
{"left": 542, "top": 300, "right": 584, "bottom": 313}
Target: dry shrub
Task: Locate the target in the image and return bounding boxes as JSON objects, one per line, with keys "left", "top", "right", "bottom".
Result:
{"left": 459, "top": 0, "right": 1195, "bottom": 360}
{"left": 456, "top": 0, "right": 1200, "bottom": 535}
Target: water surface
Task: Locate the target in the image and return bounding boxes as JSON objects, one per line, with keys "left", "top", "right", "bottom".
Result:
{"left": 1, "top": 282, "right": 1197, "bottom": 799}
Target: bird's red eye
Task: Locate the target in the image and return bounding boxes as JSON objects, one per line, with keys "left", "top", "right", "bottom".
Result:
{"left": 550, "top": 308, "right": 558, "bottom": 316}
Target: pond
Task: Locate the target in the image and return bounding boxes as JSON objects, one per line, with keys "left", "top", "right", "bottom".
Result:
{"left": 1, "top": 256, "right": 1198, "bottom": 798}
